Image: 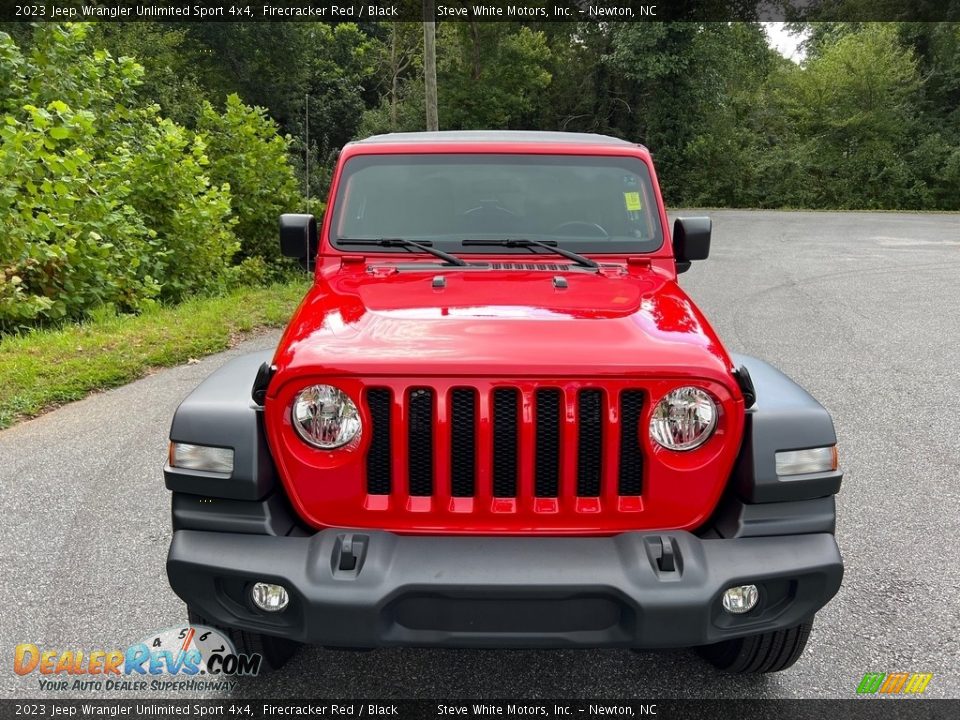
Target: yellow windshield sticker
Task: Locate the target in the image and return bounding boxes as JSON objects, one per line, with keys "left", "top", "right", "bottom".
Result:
{"left": 624, "top": 192, "right": 642, "bottom": 211}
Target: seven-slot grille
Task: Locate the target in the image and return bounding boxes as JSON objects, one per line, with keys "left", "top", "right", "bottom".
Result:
{"left": 364, "top": 384, "right": 645, "bottom": 506}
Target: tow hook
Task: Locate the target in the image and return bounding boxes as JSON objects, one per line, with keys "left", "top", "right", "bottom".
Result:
{"left": 646, "top": 535, "right": 681, "bottom": 576}
{"left": 333, "top": 533, "right": 368, "bottom": 576}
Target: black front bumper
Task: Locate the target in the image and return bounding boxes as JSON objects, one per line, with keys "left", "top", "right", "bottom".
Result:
{"left": 167, "top": 529, "right": 842, "bottom": 649}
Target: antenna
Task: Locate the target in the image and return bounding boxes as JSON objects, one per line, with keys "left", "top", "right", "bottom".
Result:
{"left": 305, "top": 93, "right": 310, "bottom": 216}
{"left": 305, "top": 93, "right": 311, "bottom": 272}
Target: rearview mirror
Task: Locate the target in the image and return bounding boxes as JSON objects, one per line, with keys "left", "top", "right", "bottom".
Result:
{"left": 672, "top": 217, "right": 711, "bottom": 274}
{"left": 280, "top": 213, "right": 318, "bottom": 270}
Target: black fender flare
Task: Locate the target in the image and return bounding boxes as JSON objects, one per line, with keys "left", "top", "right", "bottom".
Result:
{"left": 165, "top": 351, "right": 277, "bottom": 501}
{"left": 730, "top": 354, "right": 842, "bottom": 504}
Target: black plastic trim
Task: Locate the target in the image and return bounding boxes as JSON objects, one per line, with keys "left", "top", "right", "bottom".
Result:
{"left": 534, "top": 389, "right": 561, "bottom": 497}
{"left": 708, "top": 496, "right": 837, "bottom": 539}
{"left": 730, "top": 354, "right": 842, "bottom": 503}
{"left": 576, "top": 389, "right": 603, "bottom": 497}
{"left": 167, "top": 529, "right": 843, "bottom": 649}
{"left": 166, "top": 351, "right": 278, "bottom": 501}
{"left": 171, "top": 491, "right": 303, "bottom": 537}
{"left": 251, "top": 362, "right": 275, "bottom": 406}
{"left": 618, "top": 390, "right": 644, "bottom": 496}
{"left": 732, "top": 364, "right": 756, "bottom": 409}
{"left": 279, "top": 213, "right": 318, "bottom": 271}
{"left": 365, "top": 388, "right": 393, "bottom": 495}
{"left": 673, "top": 216, "right": 711, "bottom": 266}
{"left": 450, "top": 388, "right": 477, "bottom": 498}
{"left": 407, "top": 388, "right": 434, "bottom": 497}
{"left": 492, "top": 388, "right": 519, "bottom": 497}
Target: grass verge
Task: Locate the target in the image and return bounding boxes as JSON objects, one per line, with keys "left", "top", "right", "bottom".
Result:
{"left": 0, "top": 280, "right": 308, "bottom": 429}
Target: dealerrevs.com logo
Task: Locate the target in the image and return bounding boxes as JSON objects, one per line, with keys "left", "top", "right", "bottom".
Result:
{"left": 14, "top": 626, "right": 261, "bottom": 692}
{"left": 856, "top": 672, "right": 933, "bottom": 695}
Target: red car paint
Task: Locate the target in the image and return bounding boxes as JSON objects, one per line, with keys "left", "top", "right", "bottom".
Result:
{"left": 264, "top": 137, "right": 745, "bottom": 535}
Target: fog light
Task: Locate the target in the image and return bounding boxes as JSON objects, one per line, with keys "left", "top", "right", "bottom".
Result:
{"left": 251, "top": 582, "right": 289, "bottom": 612}
{"left": 722, "top": 585, "right": 759, "bottom": 614}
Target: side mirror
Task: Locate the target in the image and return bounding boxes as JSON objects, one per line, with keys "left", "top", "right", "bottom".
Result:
{"left": 280, "top": 213, "right": 318, "bottom": 270}
{"left": 672, "top": 217, "right": 711, "bottom": 274}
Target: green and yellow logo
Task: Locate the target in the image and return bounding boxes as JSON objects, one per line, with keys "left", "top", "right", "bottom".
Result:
{"left": 857, "top": 672, "right": 933, "bottom": 695}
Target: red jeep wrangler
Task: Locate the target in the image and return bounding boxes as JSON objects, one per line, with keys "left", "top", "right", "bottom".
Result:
{"left": 165, "top": 131, "right": 843, "bottom": 674}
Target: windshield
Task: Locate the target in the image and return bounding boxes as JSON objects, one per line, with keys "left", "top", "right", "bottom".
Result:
{"left": 330, "top": 153, "right": 663, "bottom": 255}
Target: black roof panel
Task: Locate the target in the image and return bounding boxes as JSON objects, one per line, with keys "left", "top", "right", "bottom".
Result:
{"left": 353, "top": 130, "right": 638, "bottom": 147}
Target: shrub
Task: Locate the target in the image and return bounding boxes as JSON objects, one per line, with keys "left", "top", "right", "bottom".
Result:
{"left": 224, "top": 256, "right": 271, "bottom": 289}
{"left": 0, "top": 25, "right": 239, "bottom": 331}
{"left": 0, "top": 80, "right": 156, "bottom": 326}
{"left": 198, "top": 94, "right": 302, "bottom": 266}
{"left": 124, "top": 119, "right": 237, "bottom": 301}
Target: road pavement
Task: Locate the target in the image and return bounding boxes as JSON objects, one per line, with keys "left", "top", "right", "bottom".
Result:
{"left": 2, "top": 210, "right": 958, "bottom": 699}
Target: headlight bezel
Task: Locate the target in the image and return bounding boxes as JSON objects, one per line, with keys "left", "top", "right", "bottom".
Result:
{"left": 291, "top": 384, "right": 362, "bottom": 450}
{"left": 649, "top": 385, "right": 719, "bottom": 452}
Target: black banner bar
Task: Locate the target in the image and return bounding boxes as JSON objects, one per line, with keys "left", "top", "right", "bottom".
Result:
{"left": 1, "top": 700, "right": 959, "bottom": 720}
{"left": 2, "top": 0, "right": 959, "bottom": 23}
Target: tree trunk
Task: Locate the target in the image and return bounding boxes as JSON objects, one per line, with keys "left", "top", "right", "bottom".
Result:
{"left": 423, "top": 1, "right": 439, "bottom": 131}
{"left": 390, "top": 25, "right": 399, "bottom": 130}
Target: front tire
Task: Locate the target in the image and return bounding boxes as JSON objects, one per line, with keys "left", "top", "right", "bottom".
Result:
{"left": 696, "top": 620, "right": 813, "bottom": 673}
{"left": 187, "top": 608, "right": 300, "bottom": 672}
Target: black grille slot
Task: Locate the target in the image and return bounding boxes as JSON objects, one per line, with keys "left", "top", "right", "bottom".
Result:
{"left": 535, "top": 389, "right": 561, "bottom": 497}
{"left": 492, "top": 388, "right": 519, "bottom": 497}
{"left": 450, "top": 388, "right": 476, "bottom": 497}
{"left": 365, "top": 388, "right": 392, "bottom": 495}
{"left": 577, "top": 390, "right": 604, "bottom": 497}
{"left": 407, "top": 388, "right": 434, "bottom": 496}
{"left": 618, "top": 391, "right": 644, "bottom": 495}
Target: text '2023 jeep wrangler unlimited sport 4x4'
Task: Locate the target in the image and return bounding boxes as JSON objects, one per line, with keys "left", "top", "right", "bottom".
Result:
{"left": 165, "top": 131, "right": 843, "bottom": 674}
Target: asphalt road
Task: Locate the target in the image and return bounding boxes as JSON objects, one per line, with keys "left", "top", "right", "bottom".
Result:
{"left": 2, "top": 210, "right": 959, "bottom": 700}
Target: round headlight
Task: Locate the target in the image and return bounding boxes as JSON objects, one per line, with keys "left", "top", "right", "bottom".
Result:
{"left": 291, "top": 385, "right": 361, "bottom": 449}
{"left": 649, "top": 386, "right": 717, "bottom": 451}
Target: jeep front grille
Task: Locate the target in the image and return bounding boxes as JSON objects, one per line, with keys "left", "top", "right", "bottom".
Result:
{"left": 362, "top": 382, "right": 646, "bottom": 513}
{"left": 618, "top": 390, "right": 645, "bottom": 495}
{"left": 534, "top": 389, "right": 561, "bottom": 497}
{"left": 576, "top": 389, "right": 604, "bottom": 497}
{"left": 365, "top": 388, "right": 392, "bottom": 495}
{"left": 449, "top": 388, "right": 476, "bottom": 498}
{"left": 492, "top": 388, "right": 519, "bottom": 498}
{"left": 407, "top": 388, "right": 434, "bottom": 496}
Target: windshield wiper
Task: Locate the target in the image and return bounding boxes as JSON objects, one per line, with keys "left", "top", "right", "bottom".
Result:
{"left": 461, "top": 239, "right": 598, "bottom": 269}
{"left": 336, "top": 238, "right": 470, "bottom": 267}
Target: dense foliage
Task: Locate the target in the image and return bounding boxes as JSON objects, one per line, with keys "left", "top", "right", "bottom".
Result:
{"left": 197, "top": 95, "right": 302, "bottom": 265}
{"left": 1, "top": 19, "right": 957, "bottom": 331}
{"left": 358, "top": 21, "right": 960, "bottom": 211}
{"left": 0, "top": 25, "right": 301, "bottom": 330}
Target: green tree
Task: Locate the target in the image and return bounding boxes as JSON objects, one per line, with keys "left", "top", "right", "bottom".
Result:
{"left": 198, "top": 95, "right": 302, "bottom": 266}
{"left": 360, "top": 22, "right": 554, "bottom": 135}
{"left": 123, "top": 120, "right": 236, "bottom": 301}
{"left": 671, "top": 24, "right": 779, "bottom": 206}
{"left": 599, "top": 23, "right": 780, "bottom": 205}
{"left": 771, "top": 24, "right": 925, "bottom": 208}
{"left": 0, "top": 25, "right": 237, "bottom": 329}
{"left": 437, "top": 22, "right": 552, "bottom": 129}
{"left": 181, "top": 22, "right": 380, "bottom": 199}
{"left": 87, "top": 22, "right": 208, "bottom": 126}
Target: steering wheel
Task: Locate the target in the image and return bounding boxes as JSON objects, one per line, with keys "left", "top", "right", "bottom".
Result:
{"left": 551, "top": 221, "right": 609, "bottom": 238}
{"left": 463, "top": 200, "right": 517, "bottom": 218}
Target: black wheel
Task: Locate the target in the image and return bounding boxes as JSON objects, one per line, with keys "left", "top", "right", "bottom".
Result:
{"left": 187, "top": 608, "right": 300, "bottom": 672}
{"left": 696, "top": 620, "right": 814, "bottom": 674}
